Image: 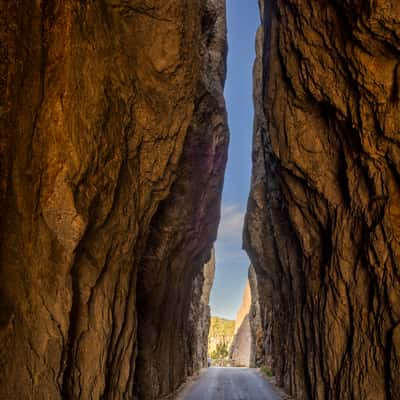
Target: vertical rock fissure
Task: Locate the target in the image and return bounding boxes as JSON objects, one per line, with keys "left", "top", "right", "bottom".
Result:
{"left": 61, "top": 261, "right": 81, "bottom": 398}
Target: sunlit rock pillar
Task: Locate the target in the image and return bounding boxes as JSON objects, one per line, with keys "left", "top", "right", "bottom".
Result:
{"left": 229, "top": 280, "right": 252, "bottom": 367}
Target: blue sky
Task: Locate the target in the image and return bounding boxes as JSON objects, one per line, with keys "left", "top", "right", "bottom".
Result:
{"left": 209, "top": 1, "right": 260, "bottom": 320}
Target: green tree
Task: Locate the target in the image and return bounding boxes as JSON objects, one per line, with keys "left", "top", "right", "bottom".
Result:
{"left": 211, "top": 342, "right": 229, "bottom": 360}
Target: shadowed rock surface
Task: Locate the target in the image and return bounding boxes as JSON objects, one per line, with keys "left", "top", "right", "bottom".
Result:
{"left": 245, "top": 1, "right": 400, "bottom": 399}
{"left": 134, "top": 0, "right": 228, "bottom": 396}
{"left": 0, "top": 1, "right": 227, "bottom": 399}
{"left": 191, "top": 249, "right": 216, "bottom": 372}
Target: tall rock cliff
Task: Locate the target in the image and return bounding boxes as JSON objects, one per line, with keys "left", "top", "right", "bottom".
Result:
{"left": 0, "top": 1, "right": 227, "bottom": 399}
{"left": 244, "top": 1, "right": 400, "bottom": 399}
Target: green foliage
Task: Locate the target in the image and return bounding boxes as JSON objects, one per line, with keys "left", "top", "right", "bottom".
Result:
{"left": 261, "top": 366, "right": 273, "bottom": 377}
{"left": 211, "top": 342, "right": 229, "bottom": 360}
{"left": 208, "top": 316, "right": 235, "bottom": 360}
{"left": 208, "top": 316, "right": 235, "bottom": 337}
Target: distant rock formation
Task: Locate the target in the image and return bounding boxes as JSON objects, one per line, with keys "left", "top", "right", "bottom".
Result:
{"left": 229, "top": 281, "right": 252, "bottom": 367}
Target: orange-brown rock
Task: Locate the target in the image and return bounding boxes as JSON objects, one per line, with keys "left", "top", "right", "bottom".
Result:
{"left": 245, "top": 1, "right": 400, "bottom": 399}
{"left": 0, "top": 1, "right": 227, "bottom": 399}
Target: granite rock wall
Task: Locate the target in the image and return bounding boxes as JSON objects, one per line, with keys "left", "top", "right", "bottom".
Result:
{"left": 245, "top": 1, "right": 400, "bottom": 399}
{"left": 0, "top": 1, "right": 227, "bottom": 399}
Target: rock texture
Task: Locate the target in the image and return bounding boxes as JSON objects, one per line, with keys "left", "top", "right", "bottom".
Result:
{"left": 0, "top": 1, "right": 227, "bottom": 399}
{"left": 190, "top": 249, "right": 216, "bottom": 372}
{"left": 245, "top": 1, "right": 400, "bottom": 399}
{"left": 248, "top": 265, "right": 265, "bottom": 368}
{"left": 229, "top": 280, "right": 252, "bottom": 367}
{"left": 134, "top": 0, "right": 228, "bottom": 396}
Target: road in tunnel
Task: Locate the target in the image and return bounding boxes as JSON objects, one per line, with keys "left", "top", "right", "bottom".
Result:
{"left": 177, "top": 367, "right": 283, "bottom": 400}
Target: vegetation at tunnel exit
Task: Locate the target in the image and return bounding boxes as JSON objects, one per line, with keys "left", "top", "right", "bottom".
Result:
{"left": 208, "top": 316, "right": 235, "bottom": 337}
{"left": 208, "top": 316, "right": 235, "bottom": 359}
{"left": 211, "top": 342, "right": 229, "bottom": 360}
{"left": 261, "top": 366, "right": 273, "bottom": 378}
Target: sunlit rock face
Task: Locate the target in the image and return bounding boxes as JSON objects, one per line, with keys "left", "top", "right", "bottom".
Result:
{"left": 0, "top": 1, "right": 227, "bottom": 399}
{"left": 229, "top": 280, "right": 252, "bottom": 367}
{"left": 245, "top": 1, "right": 400, "bottom": 399}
